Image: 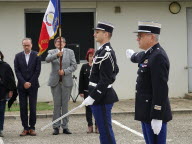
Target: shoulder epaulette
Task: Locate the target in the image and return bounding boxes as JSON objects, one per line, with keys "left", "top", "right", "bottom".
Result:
{"left": 105, "top": 46, "right": 111, "bottom": 52}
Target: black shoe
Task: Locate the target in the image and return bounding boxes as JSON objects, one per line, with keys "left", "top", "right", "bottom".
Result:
{"left": 52, "top": 128, "right": 59, "bottom": 135}
{"left": 63, "top": 128, "right": 72, "bottom": 134}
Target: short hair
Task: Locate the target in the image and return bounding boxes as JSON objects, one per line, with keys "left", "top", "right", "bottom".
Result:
{"left": 22, "top": 38, "right": 32, "bottom": 44}
{"left": 85, "top": 48, "right": 95, "bottom": 61}
{"left": 54, "top": 37, "right": 66, "bottom": 44}
{"left": 0, "top": 51, "right": 4, "bottom": 61}
{"left": 154, "top": 34, "right": 160, "bottom": 42}
{"left": 103, "top": 31, "right": 112, "bottom": 39}
{"left": 108, "top": 32, "right": 112, "bottom": 38}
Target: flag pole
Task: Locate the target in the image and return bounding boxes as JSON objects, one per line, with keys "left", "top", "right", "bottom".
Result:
{"left": 58, "top": 0, "right": 62, "bottom": 82}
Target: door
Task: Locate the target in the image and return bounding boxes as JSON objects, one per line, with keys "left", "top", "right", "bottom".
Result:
{"left": 187, "top": 8, "right": 192, "bottom": 92}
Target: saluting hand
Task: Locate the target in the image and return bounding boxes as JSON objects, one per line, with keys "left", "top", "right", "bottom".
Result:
{"left": 126, "top": 49, "right": 135, "bottom": 59}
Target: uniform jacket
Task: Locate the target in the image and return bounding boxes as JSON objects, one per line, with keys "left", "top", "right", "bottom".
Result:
{"left": 78, "top": 63, "right": 91, "bottom": 94}
{"left": 131, "top": 43, "right": 172, "bottom": 123}
{"left": 89, "top": 42, "right": 119, "bottom": 105}
{"left": 45, "top": 48, "right": 77, "bottom": 87}
{"left": 14, "top": 51, "right": 41, "bottom": 89}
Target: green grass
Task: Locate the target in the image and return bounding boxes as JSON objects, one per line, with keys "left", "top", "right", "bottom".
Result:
{"left": 6, "top": 102, "right": 53, "bottom": 112}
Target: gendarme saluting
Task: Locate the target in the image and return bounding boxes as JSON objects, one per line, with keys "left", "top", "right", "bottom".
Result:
{"left": 126, "top": 21, "right": 172, "bottom": 144}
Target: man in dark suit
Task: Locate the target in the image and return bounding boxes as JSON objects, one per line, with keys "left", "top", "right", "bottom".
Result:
{"left": 14, "top": 38, "right": 41, "bottom": 136}
{"left": 81, "top": 21, "right": 119, "bottom": 144}
{"left": 126, "top": 21, "right": 172, "bottom": 144}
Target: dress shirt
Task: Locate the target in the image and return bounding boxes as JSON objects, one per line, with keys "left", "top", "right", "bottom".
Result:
{"left": 24, "top": 51, "right": 31, "bottom": 65}
{"left": 57, "top": 48, "right": 64, "bottom": 52}
{"left": 145, "top": 47, "right": 152, "bottom": 54}
{"left": 97, "top": 42, "right": 109, "bottom": 50}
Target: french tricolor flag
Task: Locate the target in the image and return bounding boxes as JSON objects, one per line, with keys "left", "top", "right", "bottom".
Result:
{"left": 38, "top": 0, "right": 60, "bottom": 56}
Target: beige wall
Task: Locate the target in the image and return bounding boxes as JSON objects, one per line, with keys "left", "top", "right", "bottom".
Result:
{"left": 0, "top": 1, "right": 191, "bottom": 101}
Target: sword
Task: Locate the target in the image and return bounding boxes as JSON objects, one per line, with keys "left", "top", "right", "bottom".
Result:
{"left": 41, "top": 103, "right": 84, "bottom": 131}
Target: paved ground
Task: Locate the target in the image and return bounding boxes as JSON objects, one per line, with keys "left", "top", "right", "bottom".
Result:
{"left": 1, "top": 113, "right": 192, "bottom": 144}
{"left": 5, "top": 98, "right": 192, "bottom": 117}
{"left": 1, "top": 98, "right": 192, "bottom": 144}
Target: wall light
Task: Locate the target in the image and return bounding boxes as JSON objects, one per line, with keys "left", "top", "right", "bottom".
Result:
{"left": 169, "top": 1, "right": 181, "bottom": 14}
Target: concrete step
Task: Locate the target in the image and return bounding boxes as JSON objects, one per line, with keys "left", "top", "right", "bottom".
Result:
{"left": 184, "top": 93, "right": 192, "bottom": 99}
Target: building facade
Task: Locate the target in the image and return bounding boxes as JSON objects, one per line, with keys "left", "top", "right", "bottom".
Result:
{"left": 0, "top": 0, "right": 192, "bottom": 101}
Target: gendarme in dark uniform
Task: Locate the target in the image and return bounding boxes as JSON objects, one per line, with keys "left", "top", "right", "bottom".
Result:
{"left": 129, "top": 21, "right": 172, "bottom": 144}
{"left": 131, "top": 45, "right": 172, "bottom": 123}
{"left": 84, "top": 21, "right": 119, "bottom": 144}
{"left": 89, "top": 42, "right": 119, "bottom": 105}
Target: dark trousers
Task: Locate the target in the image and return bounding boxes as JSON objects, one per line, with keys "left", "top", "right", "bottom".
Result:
{"left": 84, "top": 92, "right": 96, "bottom": 126}
{"left": 0, "top": 100, "right": 6, "bottom": 131}
{"left": 91, "top": 104, "right": 116, "bottom": 144}
{"left": 85, "top": 105, "right": 97, "bottom": 126}
{"left": 141, "top": 122, "right": 167, "bottom": 144}
{"left": 18, "top": 88, "right": 38, "bottom": 130}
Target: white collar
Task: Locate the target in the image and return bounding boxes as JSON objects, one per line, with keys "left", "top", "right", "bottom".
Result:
{"left": 98, "top": 42, "right": 109, "bottom": 50}
{"left": 24, "top": 51, "right": 31, "bottom": 55}
{"left": 57, "top": 48, "right": 64, "bottom": 52}
{"left": 145, "top": 47, "right": 152, "bottom": 53}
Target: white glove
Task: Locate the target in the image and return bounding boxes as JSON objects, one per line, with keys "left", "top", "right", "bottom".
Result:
{"left": 126, "top": 49, "right": 135, "bottom": 59}
{"left": 151, "top": 119, "right": 163, "bottom": 135}
{"left": 82, "top": 96, "right": 95, "bottom": 106}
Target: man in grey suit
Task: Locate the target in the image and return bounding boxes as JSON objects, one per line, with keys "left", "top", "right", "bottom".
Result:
{"left": 45, "top": 37, "right": 77, "bottom": 135}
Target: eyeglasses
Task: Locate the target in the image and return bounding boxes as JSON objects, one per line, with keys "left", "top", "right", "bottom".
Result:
{"left": 137, "top": 35, "right": 143, "bottom": 39}
{"left": 23, "top": 45, "right": 30, "bottom": 47}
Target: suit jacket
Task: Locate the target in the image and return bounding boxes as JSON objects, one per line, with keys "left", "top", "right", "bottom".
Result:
{"left": 14, "top": 51, "right": 41, "bottom": 89}
{"left": 89, "top": 42, "right": 119, "bottom": 104}
{"left": 45, "top": 48, "right": 77, "bottom": 87}
{"left": 78, "top": 63, "right": 91, "bottom": 94}
{"left": 131, "top": 43, "right": 172, "bottom": 123}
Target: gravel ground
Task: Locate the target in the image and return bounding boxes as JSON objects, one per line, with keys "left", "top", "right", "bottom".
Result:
{"left": 5, "top": 98, "right": 192, "bottom": 116}
{"left": 1, "top": 113, "right": 192, "bottom": 144}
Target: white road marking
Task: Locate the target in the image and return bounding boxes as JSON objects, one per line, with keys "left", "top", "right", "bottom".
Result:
{"left": 167, "top": 139, "right": 173, "bottom": 142}
{"left": 0, "top": 137, "right": 4, "bottom": 144}
{"left": 112, "top": 120, "right": 173, "bottom": 143}
{"left": 112, "top": 120, "right": 144, "bottom": 138}
{"left": 133, "top": 139, "right": 173, "bottom": 143}
{"left": 133, "top": 139, "right": 145, "bottom": 143}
